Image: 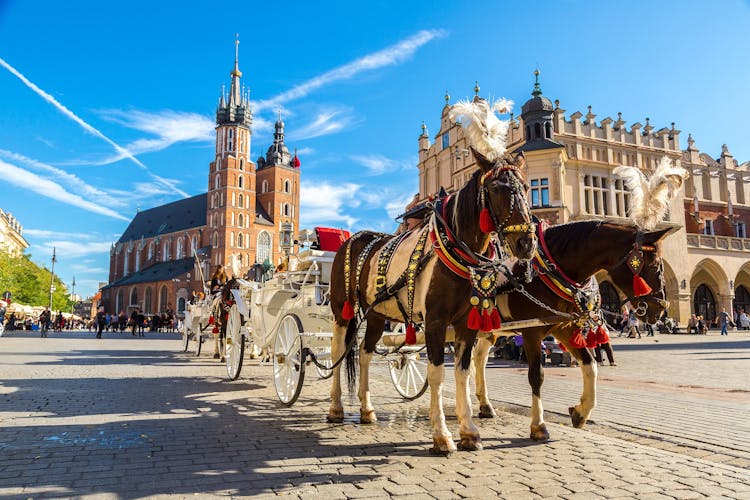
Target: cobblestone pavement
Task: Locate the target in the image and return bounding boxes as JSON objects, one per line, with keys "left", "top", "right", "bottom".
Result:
{"left": 0, "top": 330, "right": 748, "bottom": 499}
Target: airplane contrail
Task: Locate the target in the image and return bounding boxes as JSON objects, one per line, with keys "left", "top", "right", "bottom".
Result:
{"left": 0, "top": 56, "right": 188, "bottom": 197}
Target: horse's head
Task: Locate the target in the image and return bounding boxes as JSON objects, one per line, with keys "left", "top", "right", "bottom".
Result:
{"left": 473, "top": 147, "right": 536, "bottom": 260}
{"left": 608, "top": 226, "right": 673, "bottom": 323}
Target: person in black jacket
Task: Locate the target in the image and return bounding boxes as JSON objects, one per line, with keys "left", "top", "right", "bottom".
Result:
{"left": 96, "top": 306, "right": 106, "bottom": 339}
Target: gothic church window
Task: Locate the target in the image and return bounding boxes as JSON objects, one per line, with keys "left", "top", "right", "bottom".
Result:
{"left": 545, "top": 122, "right": 552, "bottom": 139}
{"left": 262, "top": 180, "right": 269, "bottom": 193}
{"left": 135, "top": 249, "right": 141, "bottom": 272}
{"left": 257, "top": 231, "right": 271, "bottom": 264}
{"left": 148, "top": 242, "right": 154, "bottom": 260}
{"left": 191, "top": 236, "right": 197, "bottom": 255}
{"left": 238, "top": 175, "right": 244, "bottom": 188}
{"left": 238, "top": 194, "right": 244, "bottom": 207}
{"left": 130, "top": 287, "right": 138, "bottom": 307}
{"left": 215, "top": 174, "right": 220, "bottom": 190}
{"left": 163, "top": 241, "right": 170, "bottom": 262}
{"left": 123, "top": 250, "right": 129, "bottom": 276}
{"left": 238, "top": 233, "right": 244, "bottom": 248}
{"left": 534, "top": 123, "right": 541, "bottom": 139}
{"left": 176, "top": 238, "right": 184, "bottom": 259}
{"left": 212, "top": 231, "right": 219, "bottom": 248}
{"left": 240, "top": 158, "right": 245, "bottom": 170}
{"left": 284, "top": 180, "right": 291, "bottom": 193}
{"left": 238, "top": 214, "right": 244, "bottom": 228}
{"left": 442, "top": 132, "right": 449, "bottom": 150}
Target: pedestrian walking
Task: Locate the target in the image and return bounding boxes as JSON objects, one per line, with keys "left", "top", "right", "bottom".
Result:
{"left": 739, "top": 310, "right": 750, "bottom": 330}
{"left": 618, "top": 308, "right": 629, "bottom": 337}
{"left": 627, "top": 309, "right": 640, "bottom": 338}
{"left": 39, "top": 307, "right": 50, "bottom": 338}
{"left": 130, "top": 309, "right": 138, "bottom": 336}
{"left": 137, "top": 311, "right": 146, "bottom": 337}
{"left": 96, "top": 306, "right": 106, "bottom": 339}
{"left": 716, "top": 307, "right": 732, "bottom": 336}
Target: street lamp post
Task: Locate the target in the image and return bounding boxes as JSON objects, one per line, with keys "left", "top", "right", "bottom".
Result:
{"left": 71, "top": 276, "right": 76, "bottom": 315}
{"left": 48, "top": 247, "right": 57, "bottom": 310}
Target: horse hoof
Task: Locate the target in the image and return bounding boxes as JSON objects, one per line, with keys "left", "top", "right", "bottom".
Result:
{"left": 212, "top": 353, "right": 220, "bottom": 359}
{"left": 530, "top": 424, "right": 550, "bottom": 441}
{"left": 327, "top": 409, "right": 344, "bottom": 423}
{"left": 458, "top": 435, "right": 483, "bottom": 451}
{"left": 478, "top": 404, "right": 497, "bottom": 418}
{"left": 569, "top": 406, "right": 586, "bottom": 428}
{"left": 359, "top": 410, "right": 377, "bottom": 424}
{"left": 220, "top": 357, "right": 226, "bottom": 362}
{"left": 430, "top": 437, "right": 457, "bottom": 456}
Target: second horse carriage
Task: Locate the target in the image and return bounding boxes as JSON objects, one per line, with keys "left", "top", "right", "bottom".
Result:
{"left": 182, "top": 227, "right": 429, "bottom": 405}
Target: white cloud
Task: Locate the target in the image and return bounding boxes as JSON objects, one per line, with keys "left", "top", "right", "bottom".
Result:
{"left": 35, "top": 240, "right": 113, "bottom": 260}
{"left": 295, "top": 147, "right": 315, "bottom": 156}
{"left": 385, "top": 192, "right": 419, "bottom": 220}
{"left": 256, "top": 29, "right": 447, "bottom": 110}
{"left": 300, "top": 181, "right": 361, "bottom": 228}
{"left": 350, "top": 154, "right": 415, "bottom": 176}
{"left": 0, "top": 56, "right": 187, "bottom": 197}
{"left": 24, "top": 229, "right": 97, "bottom": 240}
{"left": 289, "top": 107, "right": 358, "bottom": 140}
{"left": 70, "top": 264, "right": 108, "bottom": 274}
{"left": 0, "top": 159, "right": 129, "bottom": 221}
{"left": 0, "top": 149, "right": 127, "bottom": 208}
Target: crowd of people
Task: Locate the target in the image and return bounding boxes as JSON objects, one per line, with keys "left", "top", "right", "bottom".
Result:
{"left": 90, "top": 304, "right": 181, "bottom": 339}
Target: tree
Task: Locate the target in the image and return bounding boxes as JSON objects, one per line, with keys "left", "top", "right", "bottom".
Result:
{"left": 0, "top": 251, "right": 72, "bottom": 310}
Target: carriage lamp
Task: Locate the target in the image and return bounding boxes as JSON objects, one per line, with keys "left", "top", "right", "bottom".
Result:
{"left": 280, "top": 221, "right": 294, "bottom": 259}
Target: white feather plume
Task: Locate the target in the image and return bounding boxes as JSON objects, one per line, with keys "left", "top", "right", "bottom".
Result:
{"left": 230, "top": 253, "right": 241, "bottom": 279}
{"left": 448, "top": 98, "right": 513, "bottom": 162}
{"left": 613, "top": 157, "right": 689, "bottom": 229}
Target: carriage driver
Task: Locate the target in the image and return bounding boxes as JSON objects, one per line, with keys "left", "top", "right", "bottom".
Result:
{"left": 209, "top": 265, "right": 228, "bottom": 294}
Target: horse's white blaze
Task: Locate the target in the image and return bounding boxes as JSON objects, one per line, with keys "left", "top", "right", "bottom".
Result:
{"left": 454, "top": 343, "right": 478, "bottom": 440}
{"left": 427, "top": 363, "right": 453, "bottom": 447}
{"left": 358, "top": 347, "right": 375, "bottom": 418}
{"left": 577, "top": 360, "right": 598, "bottom": 420}
{"left": 473, "top": 338, "right": 493, "bottom": 408}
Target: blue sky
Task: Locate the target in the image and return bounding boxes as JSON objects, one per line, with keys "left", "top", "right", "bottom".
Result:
{"left": 1, "top": 0, "right": 749, "bottom": 297}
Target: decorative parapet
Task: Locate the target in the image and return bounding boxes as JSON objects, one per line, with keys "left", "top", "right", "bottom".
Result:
{"left": 687, "top": 234, "right": 750, "bottom": 252}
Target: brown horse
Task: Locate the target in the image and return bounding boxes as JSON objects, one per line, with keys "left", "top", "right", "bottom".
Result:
{"left": 328, "top": 149, "right": 536, "bottom": 454}
{"left": 472, "top": 219, "right": 672, "bottom": 440}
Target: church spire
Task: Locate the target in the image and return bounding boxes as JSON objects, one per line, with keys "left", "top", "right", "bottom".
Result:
{"left": 229, "top": 34, "right": 242, "bottom": 107}
{"left": 216, "top": 35, "right": 251, "bottom": 126}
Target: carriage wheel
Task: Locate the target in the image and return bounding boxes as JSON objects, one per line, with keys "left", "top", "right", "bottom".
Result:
{"left": 182, "top": 328, "right": 191, "bottom": 352}
{"left": 273, "top": 314, "right": 305, "bottom": 406}
{"left": 225, "top": 304, "right": 245, "bottom": 381}
{"left": 389, "top": 351, "right": 429, "bottom": 400}
{"left": 194, "top": 327, "right": 203, "bottom": 356}
{"left": 314, "top": 355, "right": 334, "bottom": 379}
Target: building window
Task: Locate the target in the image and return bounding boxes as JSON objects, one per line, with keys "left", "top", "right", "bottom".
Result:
{"left": 584, "top": 175, "right": 610, "bottom": 216}
{"left": 238, "top": 213, "right": 244, "bottom": 228}
{"left": 525, "top": 125, "right": 531, "bottom": 141}
{"left": 148, "top": 242, "right": 154, "bottom": 260}
{"left": 216, "top": 158, "right": 221, "bottom": 171}
{"left": 238, "top": 175, "right": 244, "bottom": 188}
{"left": 159, "top": 286, "right": 168, "bottom": 312}
{"left": 144, "top": 287, "right": 153, "bottom": 314}
{"left": 239, "top": 158, "right": 244, "bottom": 170}
{"left": 162, "top": 241, "right": 170, "bottom": 261}
{"left": 534, "top": 123, "right": 541, "bottom": 139}
{"left": 545, "top": 122, "right": 552, "bottom": 139}
{"left": 736, "top": 222, "right": 746, "bottom": 238}
{"left": 130, "top": 287, "right": 138, "bottom": 307}
{"left": 257, "top": 231, "right": 271, "bottom": 263}
{"left": 214, "top": 174, "right": 220, "bottom": 190}
{"left": 442, "top": 132, "right": 449, "bottom": 150}
{"left": 135, "top": 249, "right": 141, "bottom": 272}
{"left": 614, "top": 179, "right": 630, "bottom": 217}
{"left": 212, "top": 231, "right": 219, "bottom": 248}
{"left": 178, "top": 297, "right": 186, "bottom": 313}
{"left": 284, "top": 179, "right": 291, "bottom": 193}
{"left": 262, "top": 180, "right": 269, "bottom": 193}
{"left": 284, "top": 203, "right": 290, "bottom": 217}
{"left": 703, "top": 219, "right": 715, "bottom": 236}
{"left": 191, "top": 236, "right": 197, "bottom": 256}
{"left": 116, "top": 290, "right": 124, "bottom": 314}
{"left": 237, "top": 233, "right": 244, "bottom": 248}
{"left": 228, "top": 128, "right": 234, "bottom": 151}
{"left": 123, "top": 250, "right": 129, "bottom": 276}
{"left": 530, "top": 178, "right": 549, "bottom": 208}
{"left": 176, "top": 238, "right": 184, "bottom": 259}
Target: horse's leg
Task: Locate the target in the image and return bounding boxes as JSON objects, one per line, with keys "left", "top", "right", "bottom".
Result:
{"left": 524, "top": 329, "right": 549, "bottom": 441}
{"left": 473, "top": 337, "right": 497, "bottom": 418}
{"left": 425, "top": 322, "right": 455, "bottom": 455}
{"left": 358, "top": 316, "right": 385, "bottom": 424}
{"left": 452, "top": 325, "right": 481, "bottom": 451}
{"left": 327, "top": 320, "right": 348, "bottom": 423}
{"left": 558, "top": 336, "right": 598, "bottom": 428}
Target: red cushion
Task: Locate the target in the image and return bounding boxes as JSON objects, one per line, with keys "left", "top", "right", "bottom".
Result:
{"left": 315, "top": 227, "right": 351, "bottom": 252}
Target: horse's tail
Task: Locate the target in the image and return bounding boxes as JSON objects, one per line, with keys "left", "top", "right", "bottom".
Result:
{"left": 344, "top": 315, "right": 359, "bottom": 396}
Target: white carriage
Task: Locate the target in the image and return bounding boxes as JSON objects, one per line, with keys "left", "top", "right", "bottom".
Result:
{"left": 182, "top": 227, "right": 429, "bottom": 406}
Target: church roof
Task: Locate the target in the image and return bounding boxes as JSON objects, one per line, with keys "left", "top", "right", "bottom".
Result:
{"left": 117, "top": 194, "right": 207, "bottom": 244}
{"left": 103, "top": 257, "right": 194, "bottom": 289}
{"left": 255, "top": 202, "right": 273, "bottom": 226}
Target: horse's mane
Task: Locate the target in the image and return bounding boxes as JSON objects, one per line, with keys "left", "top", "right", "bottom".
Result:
{"left": 543, "top": 220, "right": 607, "bottom": 257}
{"left": 449, "top": 168, "right": 482, "bottom": 238}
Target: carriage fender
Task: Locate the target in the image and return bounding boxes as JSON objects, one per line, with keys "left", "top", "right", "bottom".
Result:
{"left": 231, "top": 289, "right": 250, "bottom": 318}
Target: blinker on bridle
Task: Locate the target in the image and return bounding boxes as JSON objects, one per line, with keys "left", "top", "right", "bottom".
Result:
{"left": 478, "top": 163, "right": 535, "bottom": 236}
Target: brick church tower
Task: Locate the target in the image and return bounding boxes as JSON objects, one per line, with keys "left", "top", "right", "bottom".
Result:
{"left": 207, "top": 38, "right": 300, "bottom": 274}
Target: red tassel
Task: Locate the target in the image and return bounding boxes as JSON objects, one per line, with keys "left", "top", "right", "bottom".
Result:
{"left": 480, "top": 309, "right": 492, "bottom": 332}
{"left": 341, "top": 300, "right": 355, "bottom": 320}
{"left": 633, "top": 274, "right": 653, "bottom": 297}
{"left": 569, "top": 328, "right": 587, "bottom": 349}
{"left": 558, "top": 342, "right": 568, "bottom": 352}
{"left": 479, "top": 207, "right": 495, "bottom": 233}
{"left": 212, "top": 326, "right": 219, "bottom": 334}
{"left": 208, "top": 316, "right": 214, "bottom": 325}
{"left": 585, "top": 329, "right": 598, "bottom": 348}
{"left": 490, "top": 308, "right": 502, "bottom": 330}
{"left": 596, "top": 324, "right": 610, "bottom": 344}
{"left": 467, "top": 306, "right": 481, "bottom": 330}
{"left": 405, "top": 323, "right": 417, "bottom": 345}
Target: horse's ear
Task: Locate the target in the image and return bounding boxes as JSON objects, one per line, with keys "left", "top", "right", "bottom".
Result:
{"left": 470, "top": 146, "right": 494, "bottom": 173}
{"left": 643, "top": 226, "right": 675, "bottom": 245}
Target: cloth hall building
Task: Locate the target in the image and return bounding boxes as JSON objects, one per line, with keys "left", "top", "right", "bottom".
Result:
{"left": 416, "top": 75, "right": 750, "bottom": 326}
{"left": 101, "top": 43, "right": 301, "bottom": 317}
